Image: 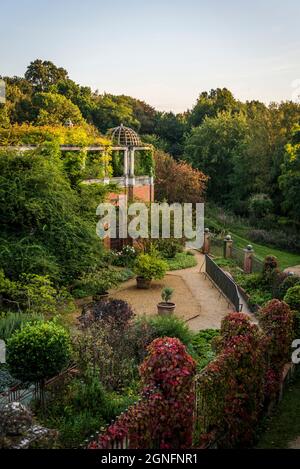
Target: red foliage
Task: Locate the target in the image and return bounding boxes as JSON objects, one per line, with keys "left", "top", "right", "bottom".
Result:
{"left": 154, "top": 150, "right": 208, "bottom": 204}
{"left": 89, "top": 337, "right": 196, "bottom": 449}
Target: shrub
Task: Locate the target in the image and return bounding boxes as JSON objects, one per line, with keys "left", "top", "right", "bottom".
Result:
{"left": 247, "top": 229, "right": 300, "bottom": 254}
{"left": 278, "top": 275, "right": 300, "bottom": 300}
{"left": 259, "top": 299, "right": 294, "bottom": 371}
{"left": 111, "top": 245, "right": 137, "bottom": 268}
{"left": 217, "top": 312, "right": 260, "bottom": 350}
{"left": 140, "top": 337, "right": 196, "bottom": 394}
{"left": 35, "top": 372, "right": 136, "bottom": 448}
{"left": 197, "top": 331, "right": 266, "bottom": 448}
{"left": 249, "top": 193, "right": 273, "bottom": 219}
{"left": 190, "top": 329, "right": 220, "bottom": 371}
{"left": 7, "top": 321, "right": 72, "bottom": 383}
{"left": 0, "top": 270, "right": 72, "bottom": 316}
{"left": 91, "top": 337, "right": 196, "bottom": 449}
{"left": 134, "top": 253, "right": 167, "bottom": 280}
{"left": 165, "top": 252, "right": 197, "bottom": 271}
{"left": 272, "top": 271, "right": 290, "bottom": 298}
{"left": 74, "top": 321, "right": 139, "bottom": 391}
{"left": 72, "top": 267, "right": 121, "bottom": 297}
{"left": 284, "top": 285, "right": 300, "bottom": 311}
{"left": 154, "top": 238, "right": 183, "bottom": 259}
{"left": 80, "top": 299, "right": 135, "bottom": 329}
{"left": 263, "top": 255, "right": 279, "bottom": 273}
{"left": 0, "top": 312, "right": 44, "bottom": 341}
{"left": 146, "top": 315, "right": 192, "bottom": 346}
{"left": 262, "top": 256, "right": 280, "bottom": 288}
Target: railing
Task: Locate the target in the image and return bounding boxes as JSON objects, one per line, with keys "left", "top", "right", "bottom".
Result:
{"left": 252, "top": 255, "right": 264, "bottom": 273}
{"left": 205, "top": 255, "right": 242, "bottom": 312}
{"left": 231, "top": 245, "right": 245, "bottom": 269}
{"left": 210, "top": 237, "right": 224, "bottom": 257}
{"left": 0, "top": 364, "right": 78, "bottom": 409}
{"left": 210, "top": 237, "right": 264, "bottom": 274}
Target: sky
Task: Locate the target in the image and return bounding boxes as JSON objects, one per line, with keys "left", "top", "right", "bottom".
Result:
{"left": 1, "top": 0, "right": 300, "bottom": 113}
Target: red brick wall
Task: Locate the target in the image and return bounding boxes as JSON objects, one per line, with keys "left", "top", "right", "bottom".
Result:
{"left": 104, "top": 184, "right": 154, "bottom": 249}
{"left": 107, "top": 185, "right": 154, "bottom": 204}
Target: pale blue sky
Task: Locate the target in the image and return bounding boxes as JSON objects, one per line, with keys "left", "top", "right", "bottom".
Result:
{"left": 1, "top": 0, "right": 300, "bottom": 112}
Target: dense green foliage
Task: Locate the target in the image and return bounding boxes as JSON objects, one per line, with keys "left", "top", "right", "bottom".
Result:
{"left": 134, "top": 253, "right": 168, "bottom": 280}
{"left": 0, "top": 144, "right": 111, "bottom": 283}
{"left": 2, "top": 60, "right": 299, "bottom": 232}
{"left": 7, "top": 321, "right": 72, "bottom": 383}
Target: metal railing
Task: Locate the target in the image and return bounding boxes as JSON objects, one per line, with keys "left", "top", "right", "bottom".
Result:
{"left": 0, "top": 364, "right": 77, "bottom": 409}
{"left": 205, "top": 255, "right": 242, "bottom": 312}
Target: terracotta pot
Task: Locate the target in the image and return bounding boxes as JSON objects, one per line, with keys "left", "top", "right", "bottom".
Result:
{"left": 92, "top": 291, "right": 109, "bottom": 301}
{"left": 157, "top": 302, "right": 176, "bottom": 315}
{"left": 136, "top": 277, "right": 152, "bottom": 289}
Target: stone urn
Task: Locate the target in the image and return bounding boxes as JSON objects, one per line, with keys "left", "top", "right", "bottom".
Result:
{"left": 157, "top": 301, "right": 176, "bottom": 315}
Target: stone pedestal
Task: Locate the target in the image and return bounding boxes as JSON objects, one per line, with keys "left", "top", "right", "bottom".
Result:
{"left": 244, "top": 245, "right": 254, "bottom": 274}
{"left": 202, "top": 228, "right": 211, "bottom": 254}
{"left": 223, "top": 235, "right": 233, "bottom": 258}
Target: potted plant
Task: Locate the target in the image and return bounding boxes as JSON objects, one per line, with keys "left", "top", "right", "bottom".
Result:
{"left": 73, "top": 268, "right": 120, "bottom": 301}
{"left": 134, "top": 253, "right": 168, "bottom": 289}
{"left": 157, "top": 287, "right": 176, "bottom": 315}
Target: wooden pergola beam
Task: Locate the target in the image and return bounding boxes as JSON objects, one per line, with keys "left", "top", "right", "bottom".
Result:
{"left": 5, "top": 145, "right": 150, "bottom": 152}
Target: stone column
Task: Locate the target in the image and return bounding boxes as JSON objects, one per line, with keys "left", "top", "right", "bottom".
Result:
{"left": 123, "top": 148, "right": 128, "bottom": 176}
{"left": 223, "top": 235, "right": 233, "bottom": 258}
{"left": 202, "top": 228, "right": 211, "bottom": 254}
{"left": 129, "top": 148, "right": 135, "bottom": 178}
{"left": 244, "top": 245, "right": 254, "bottom": 274}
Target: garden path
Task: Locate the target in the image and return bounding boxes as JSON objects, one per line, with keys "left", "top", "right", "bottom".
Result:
{"left": 284, "top": 265, "right": 300, "bottom": 276}
{"left": 112, "top": 251, "right": 235, "bottom": 332}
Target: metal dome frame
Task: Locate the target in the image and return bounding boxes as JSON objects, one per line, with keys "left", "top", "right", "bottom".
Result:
{"left": 107, "top": 123, "right": 141, "bottom": 147}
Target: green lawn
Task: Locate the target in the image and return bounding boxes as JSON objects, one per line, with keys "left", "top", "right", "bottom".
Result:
{"left": 205, "top": 211, "right": 300, "bottom": 270}
{"left": 166, "top": 252, "right": 197, "bottom": 271}
{"left": 257, "top": 371, "right": 300, "bottom": 448}
{"left": 231, "top": 230, "right": 300, "bottom": 270}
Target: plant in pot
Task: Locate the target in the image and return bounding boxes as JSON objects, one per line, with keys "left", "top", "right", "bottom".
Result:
{"left": 157, "top": 287, "right": 176, "bottom": 315}
{"left": 73, "top": 268, "right": 121, "bottom": 300}
{"left": 134, "top": 253, "right": 168, "bottom": 289}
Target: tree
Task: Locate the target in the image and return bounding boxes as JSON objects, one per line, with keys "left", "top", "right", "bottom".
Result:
{"left": 25, "top": 59, "right": 68, "bottom": 91}
{"left": 7, "top": 321, "right": 72, "bottom": 383}
{"left": 0, "top": 105, "right": 9, "bottom": 128}
{"left": 91, "top": 94, "right": 139, "bottom": 133}
{"left": 33, "top": 92, "right": 84, "bottom": 125}
{"left": 184, "top": 111, "right": 248, "bottom": 202}
{"left": 187, "top": 88, "right": 241, "bottom": 128}
{"left": 154, "top": 150, "right": 208, "bottom": 204}
{"left": 154, "top": 112, "right": 186, "bottom": 157}
{"left": 279, "top": 125, "right": 300, "bottom": 224}
{"left": 52, "top": 79, "right": 96, "bottom": 122}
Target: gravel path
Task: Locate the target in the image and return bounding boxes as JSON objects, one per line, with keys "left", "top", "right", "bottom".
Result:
{"left": 112, "top": 251, "right": 233, "bottom": 332}
{"left": 284, "top": 265, "right": 300, "bottom": 276}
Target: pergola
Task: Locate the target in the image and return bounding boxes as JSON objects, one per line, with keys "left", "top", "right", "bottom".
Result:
{"left": 7, "top": 123, "right": 153, "bottom": 192}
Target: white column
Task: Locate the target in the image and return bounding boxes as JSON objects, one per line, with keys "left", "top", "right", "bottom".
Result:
{"left": 129, "top": 148, "right": 135, "bottom": 177}
{"left": 123, "top": 149, "right": 128, "bottom": 176}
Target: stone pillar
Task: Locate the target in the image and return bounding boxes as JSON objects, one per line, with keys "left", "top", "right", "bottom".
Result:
{"left": 223, "top": 235, "right": 233, "bottom": 258}
{"left": 244, "top": 245, "right": 254, "bottom": 274}
{"left": 123, "top": 148, "right": 129, "bottom": 176}
{"left": 129, "top": 148, "right": 135, "bottom": 177}
{"left": 202, "top": 228, "right": 211, "bottom": 254}
{"left": 149, "top": 168, "right": 154, "bottom": 202}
